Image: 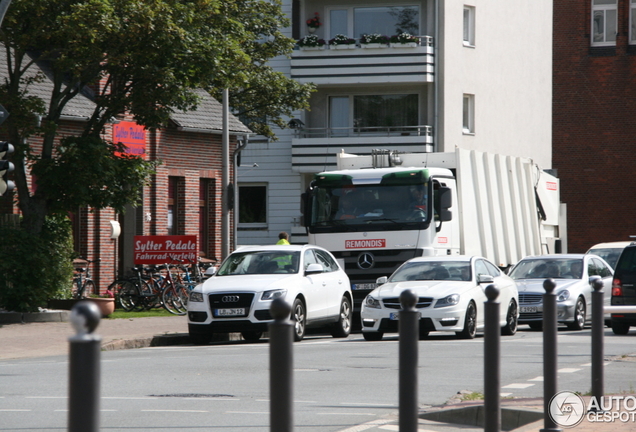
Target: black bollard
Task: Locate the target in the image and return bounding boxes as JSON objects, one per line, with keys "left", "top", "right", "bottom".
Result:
{"left": 399, "top": 289, "right": 419, "bottom": 432}
{"left": 590, "top": 276, "right": 604, "bottom": 409}
{"left": 484, "top": 284, "right": 500, "bottom": 432}
{"left": 269, "top": 298, "right": 294, "bottom": 432}
{"left": 68, "top": 301, "right": 102, "bottom": 432}
{"left": 541, "top": 279, "right": 562, "bottom": 432}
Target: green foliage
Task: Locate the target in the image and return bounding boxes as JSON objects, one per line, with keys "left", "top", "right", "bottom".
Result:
{"left": 31, "top": 135, "right": 158, "bottom": 214}
{"left": 0, "top": 216, "right": 74, "bottom": 312}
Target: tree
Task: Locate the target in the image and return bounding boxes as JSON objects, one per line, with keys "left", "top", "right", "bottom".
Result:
{"left": 0, "top": 0, "right": 313, "bottom": 235}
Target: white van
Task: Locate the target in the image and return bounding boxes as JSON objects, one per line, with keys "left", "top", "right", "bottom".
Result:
{"left": 586, "top": 241, "right": 632, "bottom": 270}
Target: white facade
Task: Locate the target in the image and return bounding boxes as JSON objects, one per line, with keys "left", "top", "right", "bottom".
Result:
{"left": 236, "top": 0, "right": 553, "bottom": 246}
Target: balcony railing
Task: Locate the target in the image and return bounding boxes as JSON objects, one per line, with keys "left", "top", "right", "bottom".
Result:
{"left": 291, "top": 125, "right": 432, "bottom": 139}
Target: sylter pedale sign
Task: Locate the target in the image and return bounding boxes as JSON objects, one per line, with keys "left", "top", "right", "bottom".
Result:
{"left": 133, "top": 235, "right": 197, "bottom": 265}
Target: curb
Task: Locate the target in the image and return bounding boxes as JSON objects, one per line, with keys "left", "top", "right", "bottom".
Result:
{"left": 0, "top": 311, "right": 70, "bottom": 324}
{"left": 100, "top": 332, "right": 244, "bottom": 351}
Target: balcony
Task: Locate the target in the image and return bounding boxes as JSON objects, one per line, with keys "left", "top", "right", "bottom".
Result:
{"left": 291, "top": 125, "right": 433, "bottom": 172}
{"left": 291, "top": 36, "right": 434, "bottom": 85}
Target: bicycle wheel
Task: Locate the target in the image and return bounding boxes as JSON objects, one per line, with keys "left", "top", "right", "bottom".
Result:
{"left": 161, "top": 284, "right": 186, "bottom": 315}
{"left": 174, "top": 284, "right": 189, "bottom": 314}
{"left": 83, "top": 280, "right": 97, "bottom": 298}
{"left": 110, "top": 280, "right": 140, "bottom": 312}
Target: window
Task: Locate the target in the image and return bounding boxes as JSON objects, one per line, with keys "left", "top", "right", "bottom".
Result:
{"left": 631, "top": 0, "right": 636, "bottom": 44}
{"left": 168, "top": 177, "right": 180, "bottom": 235}
{"left": 327, "top": 5, "right": 419, "bottom": 39}
{"left": 591, "top": 0, "right": 617, "bottom": 46}
{"left": 199, "top": 179, "right": 210, "bottom": 257}
{"left": 238, "top": 184, "right": 267, "bottom": 227}
{"left": 329, "top": 93, "right": 419, "bottom": 134}
{"left": 462, "top": 94, "right": 474, "bottom": 134}
{"left": 314, "top": 249, "right": 339, "bottom": 272}
{"left": 463, "top": 6, "right": 475, "bottom": 46}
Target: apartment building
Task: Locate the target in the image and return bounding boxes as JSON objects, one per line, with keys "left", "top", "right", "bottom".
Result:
{"left": 236, "top": 0, "right": 554, "bottom": 246}
{"left": 553, "top": 0, "right": 636, "bottom": 252}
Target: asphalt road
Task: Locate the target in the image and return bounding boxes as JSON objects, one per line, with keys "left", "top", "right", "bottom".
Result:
{"left": 1, "top": 326, "right": 636, "bottom": 431}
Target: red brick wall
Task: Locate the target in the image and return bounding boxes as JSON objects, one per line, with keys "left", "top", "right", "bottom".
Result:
{"left": 553, "top": 0, "right": 636, "bottom": 252}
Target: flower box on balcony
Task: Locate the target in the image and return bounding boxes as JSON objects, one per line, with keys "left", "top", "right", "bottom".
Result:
{"left": 300, "top": 46, "right": 325, "bottom": 51}
{"left": 330, "top": 44, "right": 356, "bottom": 50}
{"left": 361, "top": 43, "right": 388, "bottom": 49}
{"left": 390, "top": 42, "right": 418, "bottom": 48}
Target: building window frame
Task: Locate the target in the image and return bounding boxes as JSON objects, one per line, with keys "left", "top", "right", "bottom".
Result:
{"left": 462, "top": 94, "right": 475, "bottom": 135}
{"left": 591, "top": 0, "right": 617, "bottom": 47}
{"left": 325, "top": 4, "right": 420, "bottom": 40}
{"left": 238, "top": 183, "right": 268, "bottom": 229}
{"left": 463, "top": 5, "right": 475, "bottom": 47}
{"left": 630, "top": 0, "right": 636, "bottom": 44}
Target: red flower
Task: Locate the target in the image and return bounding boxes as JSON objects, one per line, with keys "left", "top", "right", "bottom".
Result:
{"left": 307, "top": 12, "right": 321, "bottom": 28}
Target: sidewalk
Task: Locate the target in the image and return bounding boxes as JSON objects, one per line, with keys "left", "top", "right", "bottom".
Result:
{"left": 0, "top": 311, "right": 633, "bottom": 432}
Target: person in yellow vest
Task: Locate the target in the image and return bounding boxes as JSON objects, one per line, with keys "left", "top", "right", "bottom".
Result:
{"left": 276, "top": 232, "right": 290, "bottom": 245}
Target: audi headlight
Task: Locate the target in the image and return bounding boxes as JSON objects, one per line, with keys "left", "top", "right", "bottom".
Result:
{"left": 435, "top": 294, "right": 460, "bottom": 308}
{"left": 557, "top": 290, "right": 570, "bottom": 302}
{"left": 262, "top": 289, "right": 287, "bottom": 301}
{"left": 364, "top": 295, "right": 381, "bottom": 309}
{"left": 189, "top": 291, "right": 204, "bottom": 302}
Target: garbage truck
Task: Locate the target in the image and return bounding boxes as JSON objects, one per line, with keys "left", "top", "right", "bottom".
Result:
{"left": 301, "top": 147, "right": 565, "bottom": 314}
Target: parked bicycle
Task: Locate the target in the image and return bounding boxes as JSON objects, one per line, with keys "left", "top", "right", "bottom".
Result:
{"left": 73, "top": 258, "right": 100, "bottom": 299}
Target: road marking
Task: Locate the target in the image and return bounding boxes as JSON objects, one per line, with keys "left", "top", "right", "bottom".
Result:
{"left": 25, "top": 396, "right": 65, "bottom": 399}
{"left": 557, "top": 368, "right": 581, "bottom": 373}
{"left": 501, "top": 393, "right": 513, "bottom": 397}
{"left": 317, "top": 412, "right": 376, "bottom": 416}
{"left": 336, "top": 418, "right": 395, "bottom": 431}
{"left": 0, "top": 409, "right": 31, "bottom": 412}
{"left": 225, "top": 411, "right": 267, "bottom": 414}
{"left": 580, "top": 363, "right": 592, "bottom": 367}
{"left": 341, "top": 402, "right": 398, "bottom": 408}
{"left": 502, "top": 383, "right": 535, "bottom": 389}
{"left": 528, "top": 376, "right": 543, "bottom": 381}
{"left": 142, "top": 409, "right": 209, "bottom": 413}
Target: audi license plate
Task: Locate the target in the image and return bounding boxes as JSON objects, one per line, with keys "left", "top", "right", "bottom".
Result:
{"left": 520, "top": 306, "right": 539, "bottom": 314}
{"left": 215, "top": 308, "right": 245, "bottom": 317}
{"left": 353, "top": 283, "right": 377, "bottom": 291}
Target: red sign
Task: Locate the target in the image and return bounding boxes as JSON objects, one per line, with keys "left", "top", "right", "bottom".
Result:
{"left": 345, "top": 239, "right": 386, "bottom": 249}
{"left": 134, "top": 235, "right": 197, "bottom": 265}
{"left": 437, "top": 237, "right": 448, "bottom": 244}
{"left": 113, "top": 121, "right": 147, "bottom": 158}
{"left": 546, "top": 181, "right": 558, "bottom": 191}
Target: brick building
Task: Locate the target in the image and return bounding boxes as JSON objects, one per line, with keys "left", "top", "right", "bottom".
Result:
{"left": 553, "top": 0, "right": 636, "bottom": 252}
{"left": 1, "top": 55, "right": 251, "bottom": 292}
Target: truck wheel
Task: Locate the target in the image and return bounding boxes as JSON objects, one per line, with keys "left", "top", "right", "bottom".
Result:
{"left": 566, "top": 297, "right": 586, "bottom": 330}
{"left": 331, "top": 296, "right": 352, "bottom": 338}
{"left": 501, "top": 300, "right": 518, "bottom": 336}
{"left": 456, "top": 302, "right": 477, "bottom": 339}
{"left": 363, "top": 332, "right": 383, "bottom": 341}
{"left": 292, "top": 298, "right": 306, "bottom": 342}
{"left": 611, "top": 321, "right": 630, "bottom": 335}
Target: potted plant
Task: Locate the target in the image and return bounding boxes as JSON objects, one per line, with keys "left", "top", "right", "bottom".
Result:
{"left": 306, "top": 12, "right": 321, "bottom": 33}
{"left": 360, "top": 33, "right": 389, "bottom": 48}
{"left": 390, "top": 32, "right": 419, "bottom": 47}
{"left": 297, "top": 34, "right": 326, "bottom": 50}
{"left": 89, "top": 289, "right": 116, "bottom": 317}
{"left": 329, "top": 34, "right": 357, "bottom": 49}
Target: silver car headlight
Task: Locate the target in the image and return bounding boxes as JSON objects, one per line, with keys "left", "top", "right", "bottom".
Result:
{"left": 189, "top": 291, "right": 204, "bottom": 302}
{"left": 364, "top": 295, "right": 381, "bottom": 309}
{"left": 262, "top": 289, "right": 287, "bottom": 301}
{"left": 434, "top": 294, "right": 460, "bottom": 308}
{"left": 557, "top": 290, "right": 570, "bottom": 302}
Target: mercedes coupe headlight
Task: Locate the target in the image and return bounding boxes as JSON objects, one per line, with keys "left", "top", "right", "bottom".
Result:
{"left": 262, "top": 289, "right": 287, "bottom": 300}
{"left": 364, "top": 295, "right": 381, "bottom": 309}
{"left": 189, "top": 291, "right": 204, "bottom": 302}
{"left": 557, "top": 290, "right": 570, "bottom": 302}
{"left": 435, "top": 294, "right": 460, "bottom": 308}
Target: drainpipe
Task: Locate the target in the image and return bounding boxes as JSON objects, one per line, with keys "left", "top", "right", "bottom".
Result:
{"left": 232, "top": 136, "right": 249, "bottom": 251}
{"left": 222, "top": 89, "right": 230, "bottom": 260}
{"left": 433, "top": 0, "right": 440, "bottom": 153}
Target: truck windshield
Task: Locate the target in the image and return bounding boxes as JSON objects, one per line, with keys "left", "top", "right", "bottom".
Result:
{"left": 308, "top": 182, "right": 430, "bottom": 231}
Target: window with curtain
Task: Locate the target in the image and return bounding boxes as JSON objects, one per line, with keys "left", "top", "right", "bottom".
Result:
{"left": 591, "top": 0, "right": 617, "bottom": 46}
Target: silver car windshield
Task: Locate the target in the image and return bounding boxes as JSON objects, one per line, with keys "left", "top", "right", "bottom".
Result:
{"left": 390, "top": 261, "right": 471, "bottom": 282}
{"left": 217, "top": 251, "right": 300, "bottom": 275}
{"left": 509, "top": 258, "right": 582, "bottom": 280}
